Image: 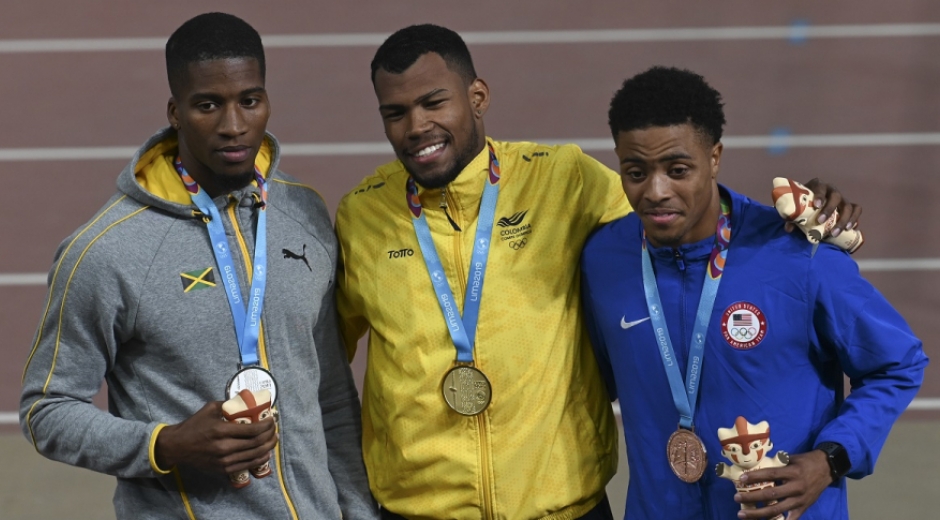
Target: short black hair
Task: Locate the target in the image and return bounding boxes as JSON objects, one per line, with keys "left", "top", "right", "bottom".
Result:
{"left": 608, "top": 66, "right": 726, "bottom": 145}
{"left": 165, "top": 12, "right": 266, "bottom": 96}
{"left": 370, "top": 24, "right": 477, "bottom": 85}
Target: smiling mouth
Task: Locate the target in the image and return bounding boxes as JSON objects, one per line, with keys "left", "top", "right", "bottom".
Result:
{"left": 414, "top": 143, "right": 444, "bottom": 157}
{"left": 407, "top": 141, "right": 447, "bottom": 165}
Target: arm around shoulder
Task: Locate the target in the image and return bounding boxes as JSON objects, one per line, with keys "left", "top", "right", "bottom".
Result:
{"left": 575, "top": 148, "right": 632, "bottom": 227}
{"left": 334, "top": 200, "right": 370, "bottom": 362}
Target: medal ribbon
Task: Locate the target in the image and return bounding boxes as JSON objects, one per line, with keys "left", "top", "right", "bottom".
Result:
{"left": 174, "top": 157, "right": 269, "bottom": 367}
{"left": 640, "top": 198, "right": 731, "bottom": 430}
{"left": 408, "top": 144, "right": 501, "bottom": 363}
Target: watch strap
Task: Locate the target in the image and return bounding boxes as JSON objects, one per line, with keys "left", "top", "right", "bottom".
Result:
{"left": 816, "top": 441, "right": 851, "bottom": 481}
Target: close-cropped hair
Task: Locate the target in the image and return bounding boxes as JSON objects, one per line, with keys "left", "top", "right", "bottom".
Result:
{"left": 370, "top": 24, "right": 477, "bottom": 84}
{"left": 608, "top": 66, "right": 726, "bottom": 145}
{"left": 165, "top": 12, "right": 266, "bottom": 96}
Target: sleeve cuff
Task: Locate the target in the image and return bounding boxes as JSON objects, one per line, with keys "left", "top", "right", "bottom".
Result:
{"left": 149, "top": 423, "right": 173, "bottom": 475}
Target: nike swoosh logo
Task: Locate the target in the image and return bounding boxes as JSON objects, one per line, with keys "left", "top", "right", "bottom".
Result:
{"left": 621, "top": 316, "right": 651, "bottom": 330}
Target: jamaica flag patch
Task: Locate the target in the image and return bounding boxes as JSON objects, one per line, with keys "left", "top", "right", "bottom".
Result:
{"left": 180, "top": 267, "right": 216, "bottom": 292}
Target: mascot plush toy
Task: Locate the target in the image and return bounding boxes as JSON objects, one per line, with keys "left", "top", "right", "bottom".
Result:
{"left": 716, "top": 417, "right": 790, "bottom": 520}
{"left": 772, "top": 177, "right": 864, "bottom": 253}
{"left": 221, "top": 388, "right": 275, "bottom": 488}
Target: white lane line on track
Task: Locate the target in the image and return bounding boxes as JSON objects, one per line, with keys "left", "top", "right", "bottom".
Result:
{"left": 4, "top": 132, "right": 940, "bottom": 162}
{"left": 2, "top": 24, "right": 940, "bottom": 53}
{"left": 856, "top": 258, "right": 940, "bottom": 271}
{"left": 0, "top": 274, "right": 47, "bottom": 286}
{"left": 3, "top": 259, "right": 940, "bottom": 287}
{"left": 907, "top": 398, "right": 940, "bottom": 411}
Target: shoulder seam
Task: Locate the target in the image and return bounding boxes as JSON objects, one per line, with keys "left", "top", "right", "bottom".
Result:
{"left": 271, "top": 177, "right": 327, "bottom": 206}
{"left": 22, "top": 195, "right": 130, "bottom": 382}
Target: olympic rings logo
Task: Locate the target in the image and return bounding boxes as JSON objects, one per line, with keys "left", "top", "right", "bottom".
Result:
{"left": 722, "top": 303, "right": 766, "bottom": 350}
{"left": 509, "top": 238, "right": 527, "bottom": 250}
{"left": 729, "top": 327, "right": 758, "bottom": 340}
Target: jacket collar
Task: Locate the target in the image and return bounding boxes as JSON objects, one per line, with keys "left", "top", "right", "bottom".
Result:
{"left": 414, "top": 138, "right": 493, "bottom": 217}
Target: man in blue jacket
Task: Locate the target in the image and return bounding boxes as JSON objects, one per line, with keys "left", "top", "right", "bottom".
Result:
{"left": 580, "top": 66, "right": 927, "bottom": 520}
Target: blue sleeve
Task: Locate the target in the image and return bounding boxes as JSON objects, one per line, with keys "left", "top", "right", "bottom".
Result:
{"left": 809, "top": 247, "right": 928, "bottom": 479}
{"left": 581, "top": 265, "right": 617, "bottom": 401}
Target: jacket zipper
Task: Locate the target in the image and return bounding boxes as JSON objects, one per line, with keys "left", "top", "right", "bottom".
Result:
{"left": 227, "top": 200, "right": 300, "bottom": 520}
{"left": 440, "top": 189, "right": 462, "bottom": 231}
{"left": 445, "top": 187, "right": 495, "bottom": 520}
{"left": 674, "top": 249, "right": 688, "bottom": 367}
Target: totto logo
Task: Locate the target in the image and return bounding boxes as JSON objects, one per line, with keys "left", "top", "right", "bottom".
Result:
{"left": 387, "top": 248, "right": 415, "bottom": 259}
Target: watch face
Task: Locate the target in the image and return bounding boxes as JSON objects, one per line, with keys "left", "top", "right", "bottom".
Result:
{"left": 820, "top": 442, "right": 851, "bottom": 478}
{"left": 832, "top": 449, "right": 851, "bottom": 476}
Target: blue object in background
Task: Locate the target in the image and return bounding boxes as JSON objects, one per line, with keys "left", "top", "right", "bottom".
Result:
{"left": 790, "top": 19, "right": 811, "bottom": 45}
{"left": 769, "top": 127, "right": 792, "bottom": 155}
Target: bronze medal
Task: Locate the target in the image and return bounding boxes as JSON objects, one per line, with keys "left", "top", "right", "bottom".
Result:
{"left": 442, "top": 365, "right": 491, "bottom": 416}
{"left": 667, "top": 428, "right": 707, "bottom": 483}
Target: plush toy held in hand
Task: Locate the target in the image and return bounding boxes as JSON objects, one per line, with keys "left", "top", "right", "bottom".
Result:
{"left": 772, "top": 177, "right": 863, "bottom": 253}
{"left": 716, "top": 417, "right": 790, "bottom": 520}
{"left": 221, "top": 388, "right": 275, "bottom": 488}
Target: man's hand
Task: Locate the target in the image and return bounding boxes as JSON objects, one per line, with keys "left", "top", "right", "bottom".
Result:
{"left": 154, "top": 401, "right": 278, "bottom": 475}
{"left": 734, "top": 450, "right": 833, "bottom": 519}
{"left": 785, "top": 178, "right": 862, "bottom": 237}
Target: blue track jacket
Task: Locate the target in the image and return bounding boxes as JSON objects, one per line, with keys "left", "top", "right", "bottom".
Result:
{"left": 581, "top": 186, "right": 927, "bottom": 520}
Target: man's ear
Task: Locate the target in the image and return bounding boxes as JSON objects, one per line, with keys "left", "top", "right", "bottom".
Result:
{"left": 710, "top": 141, "right": 724, "bottom": 179}
{"left": 468, "top": 77, "right": 490, "bottom": 119}
{"left": 167, "top": 98, "right": 179, "bottom": 130}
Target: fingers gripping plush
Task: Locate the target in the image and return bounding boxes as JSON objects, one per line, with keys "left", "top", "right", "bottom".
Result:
{"left": 772, "top": 178, "right": 864, "bottom": 253}
{"left": 716, "top": 417, "right": 790, "bottom": 520}
{"left": 221, "top": 389, "right": 275, "bottom": 488}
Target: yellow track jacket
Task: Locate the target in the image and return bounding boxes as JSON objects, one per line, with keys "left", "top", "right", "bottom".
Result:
{"left": 336, "top": 139, "right": 632, "bottom": 520}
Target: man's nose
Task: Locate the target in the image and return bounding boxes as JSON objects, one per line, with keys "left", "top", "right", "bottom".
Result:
{"left": 404, "top": 110, "right": 432, "bottom": 139}
{"left": 219, "top": 104, "right": 247, "bottom": 137}
{"left": 645, "top": 172, "right": 673, "bottom": 202}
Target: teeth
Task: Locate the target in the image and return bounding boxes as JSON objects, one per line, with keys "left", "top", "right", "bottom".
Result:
{"left": 415, "top": 143, "right": 444, "bottom": 157}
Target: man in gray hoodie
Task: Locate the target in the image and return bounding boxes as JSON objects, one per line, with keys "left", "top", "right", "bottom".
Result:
{"left": 20, "top": 12, "right": 378, "bottom": 520}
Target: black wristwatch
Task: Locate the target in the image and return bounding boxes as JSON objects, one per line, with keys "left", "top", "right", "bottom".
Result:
{"left": 816, "top": 441, "right": 851, "bottom": 482}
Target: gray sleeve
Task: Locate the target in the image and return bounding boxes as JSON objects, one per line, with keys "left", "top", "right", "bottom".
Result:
{"left": 20, "top": 233, "right": 163, "bottom": 479}
{"left": 315, "top": 281, "right": 379, "bottom": 519}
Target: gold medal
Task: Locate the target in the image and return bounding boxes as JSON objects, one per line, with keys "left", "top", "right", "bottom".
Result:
{"left": 667, "top": 428, "right": 707, "bottom": 483}
{"left": 442, "top": 365, "right": 491, "bottom": 416}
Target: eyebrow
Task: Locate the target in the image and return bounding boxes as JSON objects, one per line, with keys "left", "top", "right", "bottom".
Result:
{"left": 620, "top": 152, "right": 693, "bottom": 165}
{"left": 189, "top": 86, "right": 266, "bottom": 102}
{"left": 379, "top": 88, "right": 449, "bottom": 112}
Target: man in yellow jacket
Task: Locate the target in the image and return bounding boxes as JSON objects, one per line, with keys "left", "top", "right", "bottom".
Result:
{"left": 335, "top": 24, "right": 859, "bottom": 520}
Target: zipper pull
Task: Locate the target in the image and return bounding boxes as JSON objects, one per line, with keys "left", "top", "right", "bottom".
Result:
{"left": 440, "top": 189, "right": 462, "bottom": 231}
{"left": 673, "top": 249, "right": 686, "bottom": 271}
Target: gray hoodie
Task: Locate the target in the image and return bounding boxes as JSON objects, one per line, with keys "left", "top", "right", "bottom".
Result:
{"left": 20, "top": 128, "right": 378, "bottom": 519}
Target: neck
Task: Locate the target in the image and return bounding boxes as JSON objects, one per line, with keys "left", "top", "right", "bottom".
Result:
{"left": 413, "top": 134, "right": 488, "bottom": 190}
{"left": 178, "top": 157, "right": 254, "bottom": 200}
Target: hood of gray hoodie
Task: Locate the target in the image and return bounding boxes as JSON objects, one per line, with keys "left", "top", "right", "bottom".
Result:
{"left": 115, "top": 126, "right": 283, "bottom": 217}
